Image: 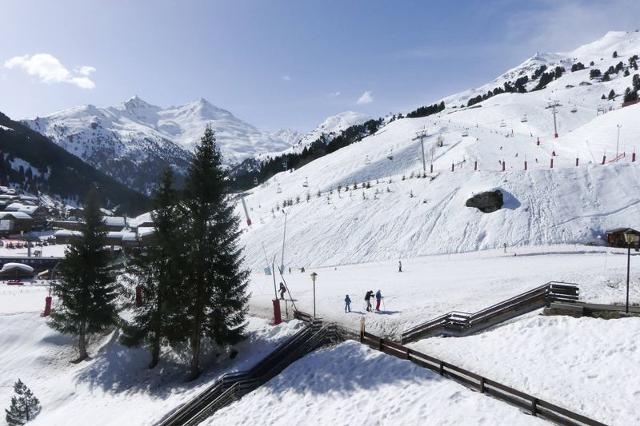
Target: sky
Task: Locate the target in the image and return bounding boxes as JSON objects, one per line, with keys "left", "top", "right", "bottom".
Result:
{"left": 1, "top": 0, "right": 640, "bottom": 132}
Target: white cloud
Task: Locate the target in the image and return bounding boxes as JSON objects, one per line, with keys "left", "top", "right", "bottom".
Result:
{"left": 281, "top": 75, "right": 291, "bottom": 81}
{"left": 77, "top": 65, "right": 96, "bottom": 76}
{"left": 4, "top": 53, "right": 96, "bottom": 89}
{"left": 356, "top": 90, "right": 373, "bottom": 105}
{"left": 328, "top": 91, "right": 341, "bottom": 97}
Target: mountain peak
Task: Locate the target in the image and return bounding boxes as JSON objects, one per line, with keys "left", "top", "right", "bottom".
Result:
{"left": 123, "top": 95, "right": 156, "bottom": 111}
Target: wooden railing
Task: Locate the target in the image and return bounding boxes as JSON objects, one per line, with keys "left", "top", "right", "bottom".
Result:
{"left": 156, "top": 320, "right": 341, "bottom": 426}
{"left": 401, "top": 281, "right": 579, "bottom": 343}
{"left": 360, "top": 331, "right": 605, "bottom": 426}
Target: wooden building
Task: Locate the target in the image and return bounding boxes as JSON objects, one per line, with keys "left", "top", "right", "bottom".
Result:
{"left": 606, "top": 227, "right": 640, "bottom": 248}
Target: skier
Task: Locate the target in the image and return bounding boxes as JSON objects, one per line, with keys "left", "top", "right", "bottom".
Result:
{"left": 344, "top": 294, "right": 351, "bottom": 313}
{"left": 503, "top": 243, "right": 507, "bottom": 254}
{"left": 375, "top": 290, "right": 383, "bottom": 311}
{"left": 279, "top": 282, "right": 286, "bottom": 300}
{"left": 364, "top": 290, "right": 373, "bottom": 312}
{"left": 398, "top": 260, "right": 403, "bottom": 273}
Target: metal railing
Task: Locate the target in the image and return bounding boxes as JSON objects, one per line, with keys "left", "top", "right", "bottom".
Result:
{"left": 360, "top": 331, "right": 605, "bottom": 426}
{"left": 401, "top": 281, "right": 579, "bottom": 343}
{"left": 156, "top": 320, "right": 341, "bottom": 426}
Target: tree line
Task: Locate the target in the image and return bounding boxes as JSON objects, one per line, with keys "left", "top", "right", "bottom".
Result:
{"left": 49, "top": 126, "right": 248, "bottom": 380}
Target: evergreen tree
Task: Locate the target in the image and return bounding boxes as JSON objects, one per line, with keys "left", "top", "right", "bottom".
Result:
{"left": 5, "top": 380, "right": 40, "bottom": 426}
{"left": 608, "top": 89, "right": 616, "bottom": 100}
{"left": 49, "top": 189, "right": 119, "bottom": 361}
{"left": 121, "top": 168, "right": 183, "bottom": 368}
{"left": 181, "top": 126, "right": 249, "bottom": 379}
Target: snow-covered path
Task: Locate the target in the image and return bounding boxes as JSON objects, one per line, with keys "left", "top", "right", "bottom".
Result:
{"left": 248, "top": 245, "right": 639, "bottom": 336}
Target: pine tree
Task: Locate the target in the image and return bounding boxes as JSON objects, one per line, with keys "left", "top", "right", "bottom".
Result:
{"left": 49, "top": 189, "right": 119, "bottom": 361}
{"left": 608, "top": 89, "right": 616, "bottom": 100}
{"left": 181, "top": 126, "right": 249, "bottom": 379}
{"left": 5, "top": 380, "right": 40, "bottom": 426}
{"left": 120, "top": 168, "right": 183, "bottom": 368}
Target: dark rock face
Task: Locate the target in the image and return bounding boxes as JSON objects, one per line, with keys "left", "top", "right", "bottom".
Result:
{"left": 466, "top": 190, "right": 504, "bottom": 213}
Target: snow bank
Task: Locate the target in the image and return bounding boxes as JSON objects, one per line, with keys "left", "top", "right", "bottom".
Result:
{"left": 204, "top": 341, "right": 545, "bottom": 426}
{"left": 0, "top": 302, "right": 303, "bottom": 426}
{"left": 409, "top": 314, "right": 640, "bottom": 425}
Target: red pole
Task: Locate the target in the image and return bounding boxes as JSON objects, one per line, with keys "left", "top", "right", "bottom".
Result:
{"left": 550, "top": 158, "right": 554, "bottom": 169}
{"left": 576, "top": 158, "right": 579, "bottom": 167}
{"left": 43, "top": 296, "right": 52, "bottom": 317}
{"left": 602, "top": 155, "right": 606, "bottom": 165}
{"left": 272, "top": 299, "right": 282, "bottom": 325}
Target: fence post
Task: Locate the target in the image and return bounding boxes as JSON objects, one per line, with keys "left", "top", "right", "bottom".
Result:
{"left": 451, "top": 163, "right": 454, "bottom": 172}
{"left": 439, "top": 361, "right": 445, "bottom": 376}
{"left": 502, "top": 161, "right": 505, "bottom": 172}
{"left": 602, "top": 155, "right": 606, "bottom": 165}
{"left": 524, "top": 160, "right": 527, "bottom": 170}
{"left": 405, "top": 347, "right": 410, "bottom": 360}
{"left": 378, "top": 336, "right": 383, "bottom": 350}
{"left": 531, "top": 398, "right": 538, "bottom": 416}
{"left": 633, "top": 152, "right": 636, "bottom": 162}
{"left": 576, "top": 157, "right": 579, "bottom": 167}
{"left": 474, "top": 161, "right": 477, "bottom": 171}
{"left": 550, "top": 158, "right": 554, "bottom": 169}
{"left": 430, "top": 163, "right": 433, "bottom": 173}
{"left": 359, "top": 317, "right": 365, "bottom": 342}
{"left": 479, "top": 377, "right": 486, "bottom": 393}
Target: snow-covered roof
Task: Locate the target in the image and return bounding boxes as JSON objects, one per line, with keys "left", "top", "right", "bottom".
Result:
{"left": 137, "top": 226, "right": 156, "bottom": 237}
{"left": 103, "top": 216, "right": 127, "bottom": 227}
{"left": 130, "top": 211, "right": 154, "bottom": 227}
{"left": 0, "top": 263, "right": 34, "bottom": 273}
{"left": 54, "top": 230, "right": 82, "bottom": 237}
{"left": 0, "top": 211, "right": 32, "bottom": 220}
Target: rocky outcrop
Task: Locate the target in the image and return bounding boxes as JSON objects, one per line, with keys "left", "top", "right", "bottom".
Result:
{"left": 466, "top": 190, "right": 503, "bottom": 213}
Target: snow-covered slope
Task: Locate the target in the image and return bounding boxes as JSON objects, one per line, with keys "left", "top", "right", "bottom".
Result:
{"left": 238, "top": 31, "right": 640, "bottom": 269}
{"left": 24, "top": 97, "right": 297, "bottom": 193}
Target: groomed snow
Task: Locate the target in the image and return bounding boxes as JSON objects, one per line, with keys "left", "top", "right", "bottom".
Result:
{"left": 203, "top": 341, "right": 545, "bottom": 426}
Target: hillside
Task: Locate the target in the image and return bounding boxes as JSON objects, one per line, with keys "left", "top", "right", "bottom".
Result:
{"left": 24, "top": 97, "right": 299, "bottom": 194}
{"left": 238, "top": 31, "right": 640, "bottom": 270}
{"left": 0, "top": 112, "right": 147, "bottom": 213}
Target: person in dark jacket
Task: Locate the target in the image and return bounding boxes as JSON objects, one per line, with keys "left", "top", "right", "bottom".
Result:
{"left": 398, "top": 260, "right": 403, "bottom": 272}
{"left": 279, "top": 282, "right": 286, "bottom": 300}
{"left": 364, "top": 290, "right": 374, "bottom": 312}
{"left": 344, "top": 294, "right": 351, "bottom": 313}
{"left": 375, "top": 290, "right": 383, "bottom": 311}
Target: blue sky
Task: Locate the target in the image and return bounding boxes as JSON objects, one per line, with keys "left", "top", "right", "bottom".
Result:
{"left": 1, "top": 0, "right": 639, "bottom": 131}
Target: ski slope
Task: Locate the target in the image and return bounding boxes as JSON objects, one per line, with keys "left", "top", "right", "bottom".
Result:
{"left": 239, "top": 31, "right": 640, "bottom": 270}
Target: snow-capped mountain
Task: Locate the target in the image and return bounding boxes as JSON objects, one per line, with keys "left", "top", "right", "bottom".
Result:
{"left": 24, "top": 97, "right": 297, "bottom": 194}
{"left": 290, "top": 111, "right": 369, "bottom": 152}
{"left": 238, "top": 31, "right": 640, "bottom": 269}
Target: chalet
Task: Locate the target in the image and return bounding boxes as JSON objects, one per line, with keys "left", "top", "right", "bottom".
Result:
{"left": 5, "top": 203, "right": 48, "bottom": 225}
{"left": 0, "top": 263, "right": 34, "bottom": 279}
{"left": 605, "top": 227, "right": 640, "bottom": 248}
{"left": 0, "top": 211, "right": 33, "bottom": 235}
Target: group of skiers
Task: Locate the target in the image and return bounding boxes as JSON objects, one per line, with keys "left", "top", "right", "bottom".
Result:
{"left": 344, "top": 289, "right": 383, "bottom": 313}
